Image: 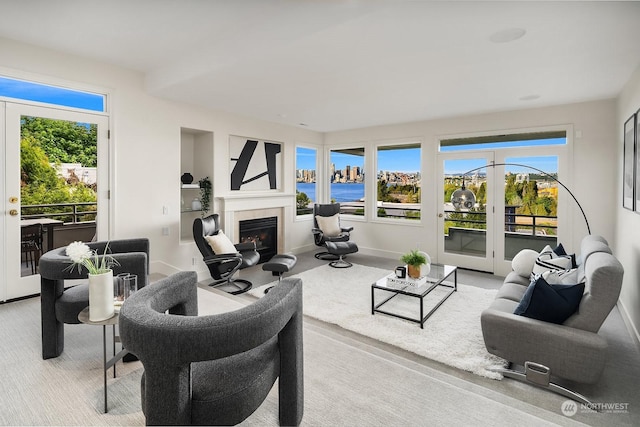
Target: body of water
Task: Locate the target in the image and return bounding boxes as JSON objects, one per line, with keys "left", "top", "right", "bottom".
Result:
{"left": 297, "top": 182, "right": 364, "bottom": 203}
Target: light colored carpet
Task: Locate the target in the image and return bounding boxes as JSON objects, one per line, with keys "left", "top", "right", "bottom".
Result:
{"left": 249, "top": 263, "right": 508, "bottom": 379}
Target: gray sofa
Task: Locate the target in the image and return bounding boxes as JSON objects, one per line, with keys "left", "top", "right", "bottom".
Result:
{"left": 481, "top": 235, "right": 624, "bottom": 402}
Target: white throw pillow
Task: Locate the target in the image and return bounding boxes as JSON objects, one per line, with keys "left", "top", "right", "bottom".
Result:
{"left": 204, "top": 230, "right": 238, "bottom": 254}
{"left": 315, "top": 213, "right": 341, "bottom": 237}
{"left": 542, "top": 268, "right": 585, "bottom": 285}
{"left": 531, "top": 245, "right": 573, "bottom": 279}
{"left": 511, "top": 249, "right": 539, "bottom": 278}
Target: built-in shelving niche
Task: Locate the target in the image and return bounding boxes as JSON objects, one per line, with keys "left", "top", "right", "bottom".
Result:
{"left": 180, "top": 128, "right": 214, "bottom": 242}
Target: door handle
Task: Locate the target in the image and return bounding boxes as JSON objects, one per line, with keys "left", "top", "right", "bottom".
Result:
{"left": 9, "top": 209, "right": 19, "bottom": 216}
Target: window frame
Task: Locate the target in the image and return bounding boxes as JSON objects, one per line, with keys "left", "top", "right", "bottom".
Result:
{"left": 295, "top": 145, "right": 318, "bottom": 217}
{"left": 374, "top": 140, "right": 423, "bottom": 223}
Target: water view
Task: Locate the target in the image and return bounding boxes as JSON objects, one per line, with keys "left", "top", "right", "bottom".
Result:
{"left": 297, "top": 182, "right": 365, "bottom": 203}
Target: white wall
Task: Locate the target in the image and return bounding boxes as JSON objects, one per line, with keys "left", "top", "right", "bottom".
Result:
{"left": 0, "top": 38, "right": 322, "bottom": 277}
{"left": 323, "top": 99, "right": 618, "bottom": 264}
{"left": 616, "top": 64, "right": 640, "bottom": 343}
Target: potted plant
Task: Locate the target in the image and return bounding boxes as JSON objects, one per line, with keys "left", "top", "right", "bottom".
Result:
{"left": 401, "top": 249, "right": 428, "bottom": 279}
{"left": 199, "top": 176, "right": 212, "bottom": 217}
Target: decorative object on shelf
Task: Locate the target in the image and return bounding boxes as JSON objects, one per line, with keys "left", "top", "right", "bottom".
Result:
{"left": 181, "top": 172, "right": 194, "bottom": 184}
{"left": 191, "top": 198, "right": 202, "bottom": 211}
{"left": 66, "top": 241, "right": 120, "bottom": 321}
{"left": 199, "top": 176, "right": 212, "bottom": 216}
{"left": 395, "top": 265, "right": 406, "bottom": 278}
{"left": 400, "top": 249, "right": 428, "bottom": 279}
{"left": 450, "top": 162, "right": 591, "bottom": 235}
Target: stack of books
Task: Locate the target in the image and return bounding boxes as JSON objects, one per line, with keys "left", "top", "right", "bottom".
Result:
{"left": 385, "top": 273, "right": 427, "bottom": 288}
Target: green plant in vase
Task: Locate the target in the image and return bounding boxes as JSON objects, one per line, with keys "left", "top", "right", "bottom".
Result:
{"left": 400, "top": 249, "right": 427, "bottom": 279}
{"left": 199, "top": 176, "right": 212, "bottom": 217}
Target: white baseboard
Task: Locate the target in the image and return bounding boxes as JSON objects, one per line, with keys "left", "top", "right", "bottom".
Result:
{"left": 617, "top": 299, "right": 640, "bottom": 349}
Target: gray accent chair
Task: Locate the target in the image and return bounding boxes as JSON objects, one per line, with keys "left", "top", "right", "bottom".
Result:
{"left": 39, "top": 238, "right": 149, "bottom": 360}
{"left": 119, "top": 271, "right": 304, "bottom": 426}
{"left": 312, "top": 203, "right": 353, "bottom": 260}
{"left": 481, "top": 235, "right": 624, "bottom": 404}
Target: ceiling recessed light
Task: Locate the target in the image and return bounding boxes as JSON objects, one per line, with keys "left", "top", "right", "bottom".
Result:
{"left": 490, "top": 28, "right": 526, "bottom": 43}
{"left": 519, "top": 94, "right": 540, "bottom": 101}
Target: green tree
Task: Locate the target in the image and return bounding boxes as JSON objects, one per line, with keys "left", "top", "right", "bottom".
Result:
{"left": 21, "top": 116, "right": 97, "bottom": 167}
{"left": 296, "top": 190, "right": 312, "bottom": 212}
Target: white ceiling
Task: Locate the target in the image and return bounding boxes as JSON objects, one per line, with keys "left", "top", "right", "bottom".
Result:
{"left": 1, "top": 0, "right": 639, "bottom": 132}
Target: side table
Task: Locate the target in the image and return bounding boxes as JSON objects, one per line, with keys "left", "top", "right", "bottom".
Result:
{"left": 78, "top": 307, "right": 129, "bottom": 413}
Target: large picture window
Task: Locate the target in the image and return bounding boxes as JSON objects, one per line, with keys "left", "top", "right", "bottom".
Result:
{"left": 296, "top": 146, "right": 317, "bottom": 215}
{"left": 330, "top": 147, "right": 365, "bottom": 215}
{"left": 376, "top": 143, "right": 421, "bottom": 220}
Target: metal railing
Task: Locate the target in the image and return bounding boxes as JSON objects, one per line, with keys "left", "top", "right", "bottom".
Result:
{"left": 444, "top": 209, "right": 557, "bottom": 236}
{"left": 21, "top": 202, "right": 97, "bottom": 224}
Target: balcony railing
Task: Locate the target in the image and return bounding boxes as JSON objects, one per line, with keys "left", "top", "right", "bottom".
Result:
{"left": 21, "top": 202, "right": 97, "bottom": 224}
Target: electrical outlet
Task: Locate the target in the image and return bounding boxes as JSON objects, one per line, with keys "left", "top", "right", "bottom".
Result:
{"left": 162, "top": 206, "right": 169, "bottom": 215}
{"left": 192, "top": 257, "right": 196, "bottom": 266}
{"left": 161, "top": 227, "right": 169, "bottom": 236}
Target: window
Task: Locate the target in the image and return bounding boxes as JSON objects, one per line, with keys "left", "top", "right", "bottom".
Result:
{"left": 0, "top": 76, "right": 106, "bottom": 112}
{"left": 330, "top": 147, "right": 365, "bottom": 215}
{"left": 296, "top": 146, "right": 317, "bottom": 215}
{"left": 440, "top": 131, "right": 566, "bottom": 152}
{"left": 376, "top": 143, "right": 421, "bottom": 220}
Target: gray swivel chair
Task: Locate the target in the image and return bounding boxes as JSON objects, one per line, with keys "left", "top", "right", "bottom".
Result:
{"left": 119, "top": 271, "right": 304, "bottom": 426}
{"left": 39, "top": 238, "right": 149, "bottom": 359}
{"left": 312, "top": 203, "right": 353, "bottom": 260}
{"left": 193, "top": 214, "right": 260, "bottom": 295}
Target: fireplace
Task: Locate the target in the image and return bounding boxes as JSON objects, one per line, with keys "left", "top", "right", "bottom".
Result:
{"left": 238, "top": 216, "right": 277, "bottom": 263}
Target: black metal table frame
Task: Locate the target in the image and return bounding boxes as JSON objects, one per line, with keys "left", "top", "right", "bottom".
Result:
{"left": 78, "top": 307, "right": 129, "bottom": 413}
{"left": 371, "top": 266, "right": 457, "bottom": 329}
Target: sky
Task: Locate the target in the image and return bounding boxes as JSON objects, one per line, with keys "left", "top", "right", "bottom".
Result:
{"left": 0, "top": 76, "right": 104, "bottom": 111}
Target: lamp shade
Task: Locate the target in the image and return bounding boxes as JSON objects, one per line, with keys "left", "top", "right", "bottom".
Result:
{"left": 451, "top": 187, "right": 476, "bottom": 210}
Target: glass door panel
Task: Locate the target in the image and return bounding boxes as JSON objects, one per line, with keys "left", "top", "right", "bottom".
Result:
{"left": 4, "top": 103, "right": 108, "bottom": 300}
{"left": 502, "top": 156, "right": 559, "bottom": 261}
{"left": 438, "top": 154, "right": 494, "bottom": 272}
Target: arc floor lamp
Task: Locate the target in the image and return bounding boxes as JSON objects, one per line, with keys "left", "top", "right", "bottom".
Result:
{"left": 450, "top": 162, "right": 591, "bottom": 235}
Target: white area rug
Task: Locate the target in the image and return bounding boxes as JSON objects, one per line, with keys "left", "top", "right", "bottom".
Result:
{"left": 250, "top": 263, "right": 507, "bottom": 379}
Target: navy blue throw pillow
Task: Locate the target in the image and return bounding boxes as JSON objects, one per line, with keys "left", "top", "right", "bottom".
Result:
{"left": 514, "top": 276, "right": 585, "bottom": 324}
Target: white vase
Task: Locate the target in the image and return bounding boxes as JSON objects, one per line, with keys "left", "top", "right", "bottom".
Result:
{"left": 89, "top": 270, "right": 114, "bottom": 321}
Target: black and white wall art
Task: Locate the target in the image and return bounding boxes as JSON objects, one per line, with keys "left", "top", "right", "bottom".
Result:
{"left": 623, "top": 114, "right": 635, "bottom": 211}
{"left": 230, "top": 136, "right": 282, "bottom": 191}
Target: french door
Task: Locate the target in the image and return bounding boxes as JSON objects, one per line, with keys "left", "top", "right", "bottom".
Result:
{"left": 438, "top": 152, "right": 495, "bottom": 272}
{"left": 438, "top": 150, "right": 563, "bottom": 276}
{"left": 2, "top": 102, "right": 109, "bottom": 301}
